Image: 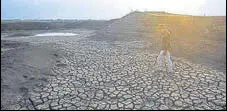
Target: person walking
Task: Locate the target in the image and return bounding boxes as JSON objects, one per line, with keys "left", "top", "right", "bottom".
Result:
{"left": 156, "top": 26, "right": 173, "bottom": 73}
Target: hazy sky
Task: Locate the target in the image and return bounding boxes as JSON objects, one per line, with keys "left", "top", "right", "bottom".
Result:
{"left": 1, "top": 0, "right": 226, "bottom": 20}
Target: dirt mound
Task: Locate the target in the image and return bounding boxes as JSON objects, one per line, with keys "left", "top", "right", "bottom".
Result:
{"left": 90, "top": 11, "right": 226, "bottom": 72}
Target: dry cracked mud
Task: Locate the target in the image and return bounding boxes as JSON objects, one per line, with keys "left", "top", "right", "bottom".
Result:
{"left": 1, "top": 30, "right": 226, "bottom": 110}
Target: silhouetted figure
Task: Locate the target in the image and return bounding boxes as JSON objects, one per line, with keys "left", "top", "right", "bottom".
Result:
{"left": 157, "top": 27, "right": 173, "bottom": 73}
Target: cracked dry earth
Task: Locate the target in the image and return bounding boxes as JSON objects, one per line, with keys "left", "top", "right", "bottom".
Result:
{"left": 6, "top": 32, "right": 226, "bottom": 110}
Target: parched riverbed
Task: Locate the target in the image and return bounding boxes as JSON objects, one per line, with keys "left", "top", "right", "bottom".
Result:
{"left": 1, "top": 29, "right": 226, "bottom": 110}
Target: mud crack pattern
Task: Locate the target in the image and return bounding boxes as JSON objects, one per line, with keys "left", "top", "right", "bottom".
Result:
{"left": 7, "top": 35, "right": 226, "bottom": 110}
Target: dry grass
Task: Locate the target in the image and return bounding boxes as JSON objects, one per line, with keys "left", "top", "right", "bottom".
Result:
{"left": 135, "top": 13, "right": 226, "bottom": 72}
{"left": 137, "top": 13, "right": 226, "bottom": 55}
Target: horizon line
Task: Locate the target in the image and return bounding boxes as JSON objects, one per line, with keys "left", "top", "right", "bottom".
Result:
{"left": 1, "top": 11, "right": 226, "bottom": 21}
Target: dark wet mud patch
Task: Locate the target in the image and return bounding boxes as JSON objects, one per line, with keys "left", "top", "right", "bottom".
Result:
{"left": 19, "top": 87, "right": 28, "bottom": 94}
{"left": 23, "top": 75, "right": 28, "bottom": 79}
{"left": 53, "top": 53, "right": 59, "bottom": 57}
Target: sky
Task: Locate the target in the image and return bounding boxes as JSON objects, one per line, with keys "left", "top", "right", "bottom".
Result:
{"left": 1, "top": 0, "right": 226, "bottom": 20}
